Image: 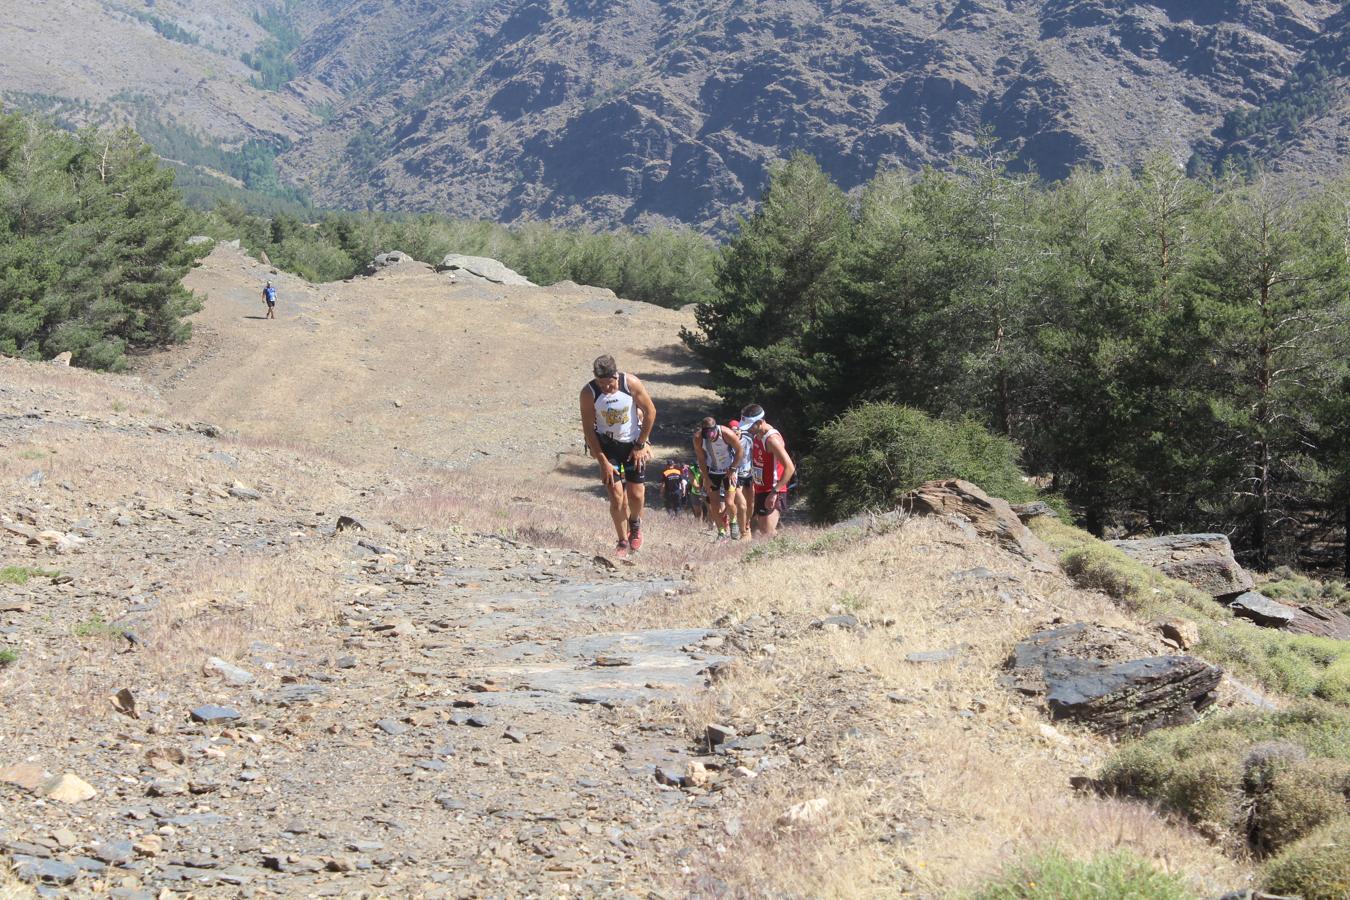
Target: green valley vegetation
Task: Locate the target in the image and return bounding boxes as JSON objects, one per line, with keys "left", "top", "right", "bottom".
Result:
{"left": 197, "top": 203, "right": 719, "bottom": 310}
{"left": 242, "top": 4, "right": 301, "bottom": 91}
{"left": 0, "top": 110, "right": 203, "bottom": 370}
{"left": 686, "top": 150, "right": 1350, "bottom": 573}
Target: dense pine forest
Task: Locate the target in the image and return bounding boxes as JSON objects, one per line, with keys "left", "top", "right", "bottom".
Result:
{"left": 689, "top": 152, "right": 1350, "bottom": 572}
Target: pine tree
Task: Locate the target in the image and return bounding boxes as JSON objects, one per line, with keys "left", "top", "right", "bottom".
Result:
{"left": 684, "top": 152, "right": 851, "bottom": 437}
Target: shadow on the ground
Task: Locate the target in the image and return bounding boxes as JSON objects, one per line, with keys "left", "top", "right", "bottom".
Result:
{"left": 651, "top": 395, "right": 713, "bottom": 445}
{"left": 242, "top": 315, "right": 270, "bottom": 320}
{"left": 636, "top": 343, "right": 707, "bottom": 389}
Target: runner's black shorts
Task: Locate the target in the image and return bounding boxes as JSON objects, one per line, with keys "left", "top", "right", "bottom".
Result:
{"left": 596, "top": 434, "right": 645, "bottom": 484}
{"left": 707, "top": 471, "right": 738, "bottom": 495}
{"left": 754, "top": 490, "right": 789, "bottom": 516}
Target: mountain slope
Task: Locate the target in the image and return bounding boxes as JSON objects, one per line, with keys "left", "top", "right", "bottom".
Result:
{"left": 6, "top": 1, "right": 1350, "bottom": 228}
{"left": 277, "top": 0, "right": 1347, "bottom": 229}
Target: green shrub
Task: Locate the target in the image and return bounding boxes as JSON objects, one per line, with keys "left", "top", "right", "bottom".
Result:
{"left": 1260, "top": 567, "right": 1350, "bottom": 614}
{"left": 806, "top": 403, "right": 1037, "bottom": 523}
{"left": 1101, "top": 704, "right": 1350, "bottom": 854}
{"left": 1261, "top": 818, "right": 1350, "bottom": 900}
{"left": 1251, "top": 758, "right": 1350, "bottom": 854}
{"left": 71, "top": 614, "right": 121, "bottom": 639}
{"left": 1031, "top": 517, "right": 1350, "bottom": 704}
{"left": 0, "top": 648, "right": 18, "bottom": 667}
{"left": 970, "top": 849, "right": 1196, "bottom": 899}
{"left": 0, "top": 566, "right": 58, "bottom": 585}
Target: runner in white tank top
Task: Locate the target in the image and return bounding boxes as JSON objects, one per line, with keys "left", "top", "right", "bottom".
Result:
{"left": 581, "top": 355, "right": 657, "bottom": 556}
{"left": 692, "top": 416, "right": 745, "bottom": 539}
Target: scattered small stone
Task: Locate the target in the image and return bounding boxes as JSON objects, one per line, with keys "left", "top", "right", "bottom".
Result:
{"left": 1, "top": 761, "right": 47, "bottom": 791}
{"left": 334, "top": 655, "right": 358, "bottom": 669}
{"left": 92, "top": 839, "right": 134, "bottom": 865}
{"left": 272, "top": 684, "right": 327, "bottom": 706}
{"left": 724, "top": 733, "right": 771, "bottom": 752}
{"left": 13, "top": 855, "right": 80, "bottom": 885}
{"left": 189, "top": 704, "right": 241, "bottom": 726}
{"left": 886, "top": 692, "right": 915, "bottom": 704}
{"left": 347, "top": 840, "right": 385, "bottom": 852}
{"left": 503, "top": 727, "right": 526, "bottom": 743}
{"left": 705, "top": 723, "right": 737, "bottom": 747}
{"left": 335, "top": 515, "right": 367, "bottom": 532}
{"left": 815, "top": 615, "right": 859, "bottom": 631}
{"left": 1154, "top": 617, "right": 1200, "bottom": 650}
{"left": 654, "top": 765, "right": 686, "bottom": 787}
{"left": 50, "top": 828, "right": 77, "bottom": 848}
{"left": 204, "top": 657, "right": 254, "bottom": 686}
{"left": 228, "top": 482, "right": 262, "bottom": 501}
{"left": 466, "top": 713, "right": 493, "bottom": 728}
{"left": 592, "top": 655, "right": 633, "bottom": 667}
{"left": 905, "top": 647, "right": 962, "bottom": 664}
{"left": 777, "top": 797, "right": 829, "bottom": 827}
{"left": 375, "top": 718, "right": 408, "bottom": 736}
{"left": 133, "top": 835, "right": 164, "bottom": 857}
{"left": 40, "top": 773, "right": 97, "bottom": 804}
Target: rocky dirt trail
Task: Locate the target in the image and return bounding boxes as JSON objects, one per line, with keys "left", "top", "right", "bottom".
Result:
{"left": 0, "top": 358, "right": 743, "bottom": 897}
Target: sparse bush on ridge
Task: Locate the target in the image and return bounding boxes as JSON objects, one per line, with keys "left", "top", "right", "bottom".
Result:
{"left": 1261, "top": 818, "right": 1350, "bottom": 900}
{"left": 0, "top": 566, "right": 59, "bottom": 585}
{"left": 969, "top": 849, "right": 1197, "bottom": 899}
{"left": 197, "top": 204, "right": 719, "bottom": 309}
{"left": 806, "top": 403, "right": 1038, "bottom": 523}
{"left": 1260, "top": 567, "right": 1350, "bottom": 613}
{"left": 1030, "top": 517, "right": 1350, "bottom": 705}
{"left": 1100, "top": 705, "right": 1350, "bottom": 833}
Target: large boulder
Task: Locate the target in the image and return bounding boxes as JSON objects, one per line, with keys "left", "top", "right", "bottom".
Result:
{"left": 437, "top": 254, "right": 535, "bottom": 286}
{"left": 366, "top": 250, "right": 414, "bottom": 273}
{"left": 1002, "top": 622, "right": 1222, "bottom": 737}
{"left": 1107, "top": 533, "right": 1254, "bottom": 599}
{"left": 901, "top": 479, "right": 1058, "bottom": 566}
{"left": 1230, "top": 591, "right": 1350, "bottom": 640}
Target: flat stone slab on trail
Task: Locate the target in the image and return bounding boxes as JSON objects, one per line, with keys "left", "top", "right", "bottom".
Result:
{"left": 472, "top": 626, "right": 725, "bottom": 710}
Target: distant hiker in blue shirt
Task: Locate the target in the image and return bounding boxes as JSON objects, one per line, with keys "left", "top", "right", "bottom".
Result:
{"left": 262, "top": 281, "right": 277, "bottom": 319}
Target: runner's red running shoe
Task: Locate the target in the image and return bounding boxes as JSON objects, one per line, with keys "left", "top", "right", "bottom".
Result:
{"left": 627, "top": 524, "right": 643, "bottom": 552}
{"left": 614, "top": 539, "right": 629, "bottom": 557}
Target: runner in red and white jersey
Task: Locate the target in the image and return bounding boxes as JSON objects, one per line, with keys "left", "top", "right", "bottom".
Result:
{"left": 738, "top": 404, "right": 796, "bottom": 539}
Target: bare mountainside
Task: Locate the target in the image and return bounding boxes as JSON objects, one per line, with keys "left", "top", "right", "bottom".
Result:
{"left": 283, "top": 0, "right": 1350, "bottom": 229}
{"left": 0, "top": 1, "right": 311, "bottom": 145}
{"left": 138, "top": 244, "right": 715, "bottom": 477}
{"left": 8, "top": 2, "right": 1350, "bottom": 229}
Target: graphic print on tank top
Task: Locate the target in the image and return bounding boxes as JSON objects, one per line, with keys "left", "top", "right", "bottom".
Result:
{"left": 589, "top": 374, "right": 642, "bottom": 443}
{"left": 702, "top": 432, "right": 736, "bottom": 474}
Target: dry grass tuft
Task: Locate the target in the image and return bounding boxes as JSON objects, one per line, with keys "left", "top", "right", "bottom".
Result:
{"left": 379, "top": 467, "right": 746, "bottom": 571}
{"left": 639, "top": 517, "right": 1255, "bottom": 896}
{"left": 0, "top": 867, "right": 34, "bottom": 900}
{"left": 137, "top": 548, "right": 341, "bottom": 680}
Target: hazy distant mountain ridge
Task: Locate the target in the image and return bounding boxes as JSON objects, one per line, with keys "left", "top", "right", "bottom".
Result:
{"left": 278, "top": 0, "right": 1349, "bottom": 230}
{"left": 6, "top": 1, "right": 1350, "bottom": 228}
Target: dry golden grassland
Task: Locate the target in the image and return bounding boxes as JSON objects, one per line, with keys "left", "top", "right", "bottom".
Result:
{"left": 378, "top": 468, "right": 747, "bottom": 571}
{"left": 635, "top": 517, "right": 1254, "bottom": 897}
